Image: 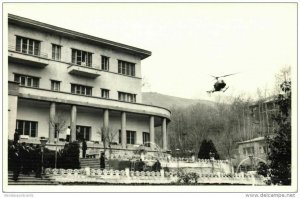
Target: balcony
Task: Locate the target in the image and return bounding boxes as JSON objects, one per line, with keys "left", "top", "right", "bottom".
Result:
{"left": 8, "top": 45, "right": 49, "bottom": 67}
{"left": 67, "top": 64, "right": 101, "bottom": 78}
{"left": 16, "top": 86, "right": 171, "bottom": 119}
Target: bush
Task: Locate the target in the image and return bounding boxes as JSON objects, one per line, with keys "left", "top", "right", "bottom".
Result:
{"left": 198, "top": 139, "right": 220, "bottom": 160}
{"left": 257, "top": 162, "right": 269, "bottom": 177}
{"left": 60, "top": 141, "right": 80, "bottom": 169}
{"left": 177, "top": 169, "right": 200, "bottom": 184}
{"left": 42, "top": 141, "right": 80, "bottom": 169}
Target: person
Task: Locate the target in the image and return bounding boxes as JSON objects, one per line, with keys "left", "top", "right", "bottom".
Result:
{"left": 11, "top": 144, "right": 21, "bottom": 181}
{"left": 76, "top": 127, "right": 80, "bottom": 139}
{"left": 13, "top": 129, "right": 20, "bottom": 145}
{"left": 100, "top": 152, "right": 105, "bottom": 170}
{"left": 34, "top": 145, "right": 42, "bottom": 178}
{"left": 19, "top": 142, "right": 29, "bottom": 175}
{"left": 28, "top": 143, "right": 35, "bottom": 174}
{"left": 22, "top": 144, "right": 31, "bottom": 175}
{"left": 65, "top": 126, "right": 71, "bottom": 142}
{"left": 82, "top": 139, "right": 87, "bottom": 158}
{"left": 138, "top": 159, "right": 145, "bottom": 171}
{"left": 152, "top": 159, "right": 162, "bottom": 172}
{"left": 167, "top": 155, "right": 171, "bottom": 163}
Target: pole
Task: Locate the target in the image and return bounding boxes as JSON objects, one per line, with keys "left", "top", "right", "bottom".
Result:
{"left": 41, "top": 147, "right": 44, "bottom": 177}
{"left": 55, "top": 139, "right": 57, "bottom": 169}
{"left": 177, "top": 157, "right": 179, "bottom": 172}
{"left": 176, "top": 149, "right": 180, "bottom": 172}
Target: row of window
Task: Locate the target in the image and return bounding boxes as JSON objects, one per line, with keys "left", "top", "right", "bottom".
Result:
{"left": 16, "top": 37, "right": 40, "bottom": 56}
{"left": 14, "top": 74, "right": 39, "bottom": 88}
{"left": 242, "top": 146, "right": 267, "bottom": 155}
{"left": 16, "top": 120, "right": 150, "bottom": 146}
{"left": 14, "top": 74, "right": 136, "bottom": 102}
{"left": 118, "top": 92, "right": 137, "bottom": 103}
{"left": 15, "top": 36, "right": 136, "bottom": 77}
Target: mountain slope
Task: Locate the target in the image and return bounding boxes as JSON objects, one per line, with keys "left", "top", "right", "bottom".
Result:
{"left": 141, "top": 92, "right": 214, "bottom": 109}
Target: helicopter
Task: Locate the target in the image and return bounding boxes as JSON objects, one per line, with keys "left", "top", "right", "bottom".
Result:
{"left": 206, "top": 73, "right": 238, "bottom": 93}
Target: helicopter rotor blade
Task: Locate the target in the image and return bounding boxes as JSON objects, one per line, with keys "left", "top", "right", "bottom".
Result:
{"left": 209, "top": 74, "right": 218, "bottom": 79}
{"left": 219, "top": 72, "right": 239, "bottom": 78}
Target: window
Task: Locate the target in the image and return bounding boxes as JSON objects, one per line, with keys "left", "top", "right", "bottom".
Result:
{"left": 51, "top": 80, "right": 60, "bottom": 91}
{"left": 52, "top": 44, "right": 61, "bottom": 60}
{"left": 14, "top": 74, "right": 39, "bottom": 88}
{"left": 101, "top": 56, "right": 109, "bottom": 71}
{"left": 16, "top": 120, "right": 38, "bottom": 137}
{"left": 244, "top": 146, "right": 255, "bottom": 155}
{"left": 76, "top": 125, "right": 91, "bottom": 141}
{"left": 263, "top": 146, "right": 267, "bottom": 154}
{"left": 101, "top": 89, "right": 110, "bottom": 99}
{"left": 126, "top": 131, "right": 136, "bottom": 144}
{"left": 16, "top": 36, "right": 40, "bottom": 56}
{"left": 142, "top": 132, "right": 150, "bottom": 147}
{"left": 118, "top": 92, "right": 136, "bottom": 103}
{"left": 261, "top": 146, "right": 267, "bottom": 154}
{"left": 118, "top": 60, "right": 135, "bottom": 76}
{"left": 71, "top": 84, "right": 92, "bottom": 96}
{"left": 71, "top": 49, "right": 92, "bottom": 67}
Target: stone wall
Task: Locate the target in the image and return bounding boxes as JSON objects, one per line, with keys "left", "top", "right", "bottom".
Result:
{"left": 44, "top": 168, "right": 266, "bottom": 185}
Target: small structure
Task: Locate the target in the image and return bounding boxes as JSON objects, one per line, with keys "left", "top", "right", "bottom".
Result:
{"left": 235, "top": 137, "right": 268, "bottom": 172}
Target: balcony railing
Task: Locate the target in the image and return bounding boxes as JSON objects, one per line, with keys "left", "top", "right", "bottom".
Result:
{"left": 8, "top": 45, "right": 49, "bottom": 67}
{"left": 17, "top": 86, "right": 171, "bottom": 119}
{"left": 8, "top": 45, "right": 48, "bottom": 58}
{"left": 67, "top": 64, "right": 101, "bottom": 78}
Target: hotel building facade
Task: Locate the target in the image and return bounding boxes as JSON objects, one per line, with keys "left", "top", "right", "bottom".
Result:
{"left": 7, "top": 14, "right": 171, "bottom": 155}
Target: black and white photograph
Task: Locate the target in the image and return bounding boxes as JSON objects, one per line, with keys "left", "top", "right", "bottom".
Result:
{"left": 2, "top": 2, "right": 297, "bottom": 195}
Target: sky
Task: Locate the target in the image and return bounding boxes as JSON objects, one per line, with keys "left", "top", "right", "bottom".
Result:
{"left": 4, "top": 3, "right": 297, "bottom": 101}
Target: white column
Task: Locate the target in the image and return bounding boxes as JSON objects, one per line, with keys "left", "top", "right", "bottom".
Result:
{"left": 49, "top": 102, "right": 56, "bottom": 142}
{"left": 103, "top": 109, "right": 110, "bottom": 148}
{"left": 149, "top": 116, "right": 155, "bottom": 149}
{"left": 8, "top": 95, "right": 18, "bottom": 140}
{"left": 162, "top": 118, "right": 167, "bottom": 150}
{"left": 70, "top": 105, "right": 77, "bottom": 142}
{"left": 103, "top": 109, "right": 109, "bottom": 128}
{"left": 121, "top": 112, "right": 126, "bottom": 148}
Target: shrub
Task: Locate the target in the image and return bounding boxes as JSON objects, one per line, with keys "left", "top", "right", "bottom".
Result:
{"left": 60, "top": 141, "right": 80, "bottom": 169}
{"left": 177, "top": 169, "right": 200, "bottom": 184}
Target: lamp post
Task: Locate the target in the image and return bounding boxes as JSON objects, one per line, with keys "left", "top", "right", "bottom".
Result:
{"left": 175, "top": 148, "right": 180, "bottom": 171}
{"left": 40, "top": 138, "right": 48, "bottom": 176}
{"left": 54, "top": 129, "right": 59, "bottom": 169}
{"left": 209, "top": 152, "right": 215, "bottom": 173}
{"left": 249, "top": 155, "right": 254, "bottom": 172}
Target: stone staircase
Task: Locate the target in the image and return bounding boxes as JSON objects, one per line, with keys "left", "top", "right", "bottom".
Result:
{"left": 8, "top": 171, "right": 57, "bottom": 185}
{"left": 80, "top": 158, "right": 109, "bottom": 169}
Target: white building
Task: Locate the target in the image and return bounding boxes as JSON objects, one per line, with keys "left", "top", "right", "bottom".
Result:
{"left": 7, "top": 14, "right": 171, "bottom": 155}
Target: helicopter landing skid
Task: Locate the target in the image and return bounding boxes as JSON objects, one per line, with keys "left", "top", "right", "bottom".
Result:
{"left": 223, "top": 86, "right": 229, "bottom": 92}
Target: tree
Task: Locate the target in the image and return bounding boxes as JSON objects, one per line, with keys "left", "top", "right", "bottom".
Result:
{"left": 97, "top": 127, "right": 119, "bottom": 159}
{"left": 257, "top": 162, "right": 269, "bottom": 177}
{"left": 49, "top": 113, "right": 67, "bottom": 168}
{"left": 266, "top": 80, "right": 291, "bottom": 185}
{"left": 49, "top": 113, "right": 68, "bottom": 141}
{"left": 198, "top": 139, "right": 220, "bottom": 159}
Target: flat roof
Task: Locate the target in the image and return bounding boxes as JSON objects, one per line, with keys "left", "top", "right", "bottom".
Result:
{"left": 237, "top": 137, "right": 265, "bottom": 144}
{"left": 8, "top": 14, "right": 152, "bottom": 60}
